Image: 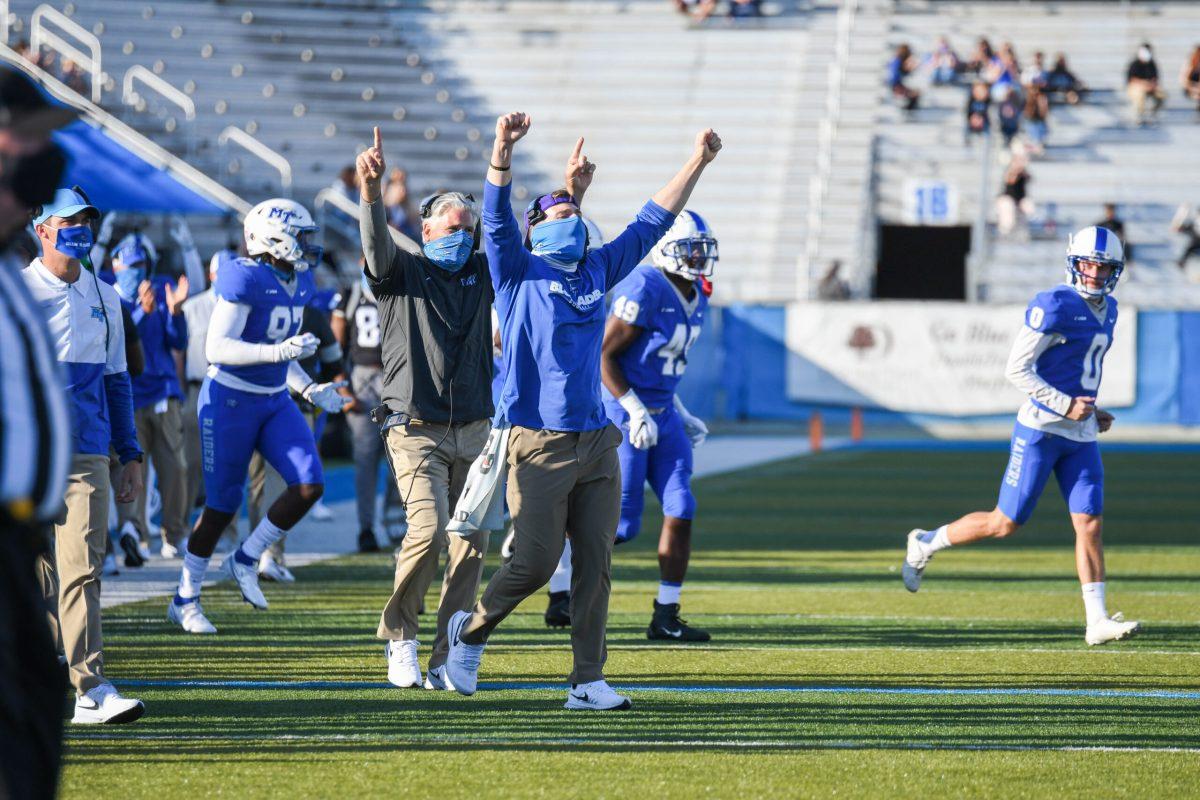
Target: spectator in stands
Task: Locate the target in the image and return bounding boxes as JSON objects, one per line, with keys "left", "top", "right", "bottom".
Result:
{"left": 965, "top": 80, "right": 991, "bottom": 142}
{"left": 817, "top": 261, "right": 851, "bottom": 300}
{"left": 673, "top": 0, "right": 716, "bottom": 22}
{"left": 1023, "top": 85, "right": 1050, "bottom": 156}
{"left": 59, "top": 60, "right": 87, "bottom": 95}
{"left": 926, "top": 36, "right": 961, "bottom": 86}
{"left": 1046, "top": 53, "right": 1085, "bottom": 105}
{"left": 888, "top": 44, "right": 920, "bottom": 112}
{"left": 987, "top": 43, "right": 1021, "bottom": 102}
{"left": 1170, "top": 203, "right": 1200, "bottom": 271}
{"left": 728, "top": 0, "right": 763, "bottom": 19}
{"left": 1126, "top": 43, "right": 1166, "bottom": 126}
{"left": 997, "top": 87, "right": 1022, "bottom": 148}
{"left": 964, "top": 37, "right": 995, "bottom": 76}
{"left": 1180, "top": 45, "right": 1200, "bottom": 114}
{"left": 996, "top": 154, "right": 1033, "bottom": 238}
{"left": 1021, "top": 51, "right": 1049, "bottom": 91}
{"left": 383, "top": 167, "right": 420, "bottom": 242}
{"left": 1095, "top": 203, "right": 1132, "bottom": 264}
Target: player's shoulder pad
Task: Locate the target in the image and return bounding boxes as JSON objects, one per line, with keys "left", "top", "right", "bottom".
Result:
{"left": 1025, "top": 287, "right": 1066, "bottom": 332}
{"left": 614, "top": 263, "right": 656, "bottom": 300}
{"left": 213, "top": 256, "right": 262, "bottom": 303}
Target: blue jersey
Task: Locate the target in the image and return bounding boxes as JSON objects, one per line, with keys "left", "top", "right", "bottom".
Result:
{"left": 1025, "top": 285, "right": 1118, "bottom": 411}
{"left": 606, "top": 265, "right": 707, "bottom": 408}
{"left": 212, "top": 257, "right": 315, "bottom": 391}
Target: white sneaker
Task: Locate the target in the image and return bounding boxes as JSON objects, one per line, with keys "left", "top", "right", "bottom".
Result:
{"left": 160, "top": 541, "right": 183, "bottom": 559}
{"left": 72, "top": 683, "right": 145, "bottom": 724}
{"left": 222, "top": 548, "right": 268, "bottom": 609}
{"left": 385, "top": 640, "right": 422, "bottom": 688}
{"left": 444, "top": 610, "right": 484, "bottom": 696}
{"left": 309, "top": 501, "right": 334, "bottom": 522}
{"left": 167, "top": 596, "right": 218, "bottom": 634}
{"left": 257, "top": 553, "right": 295, "bottom": 584}
{"left": 564, "top": 679, "right": 632, "bottom": 711}
{"left": 424, "top": 664, "right": 450, "bottom": 691}
{"left": 102, "top": 553, "right": 120, "bottom": 576}
{"left": 902, "top": 529, "right": 933, "bottom": 593}
{"left": 1085, "top": 613, "right": 1141, "bottom": 646}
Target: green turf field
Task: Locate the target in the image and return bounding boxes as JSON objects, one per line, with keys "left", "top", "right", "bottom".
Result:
{"left": 63, "top": 447, "right": 1200, "bottom": 799}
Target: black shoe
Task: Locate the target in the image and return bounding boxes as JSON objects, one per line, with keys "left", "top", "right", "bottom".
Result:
{"left": 358, "top": 529, "right": 380, "bottom": 553}
{"left": 544, "top": 591, "right": 570, "bottom": 628}
{"left": 647, "top": 601, "right": 710, "bottom": 642}
{"left": 119, "top": 531, "right": 145, "bottom": 568}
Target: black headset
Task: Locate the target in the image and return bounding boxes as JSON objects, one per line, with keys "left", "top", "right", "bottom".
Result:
{"left": 419, "top": 191, "right": 481, "bottom": 250}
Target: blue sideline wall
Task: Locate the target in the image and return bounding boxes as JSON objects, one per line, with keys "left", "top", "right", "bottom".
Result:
{"left": 675, "top": 307, "right": 1200, "bottom": 427}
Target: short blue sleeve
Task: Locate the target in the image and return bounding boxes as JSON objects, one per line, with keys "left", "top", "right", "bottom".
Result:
{"left": 609, "top": 268, "right": 655, "bottom": 328}
{"left": 214, "top": 259, "right": 256, "bottom": 304}
{"left": 1025, "top": 291, "right": 1061, "bottom": 334}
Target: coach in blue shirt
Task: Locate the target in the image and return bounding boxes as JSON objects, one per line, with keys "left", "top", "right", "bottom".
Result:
{"left": 23, "top": 186, "right": 146, "bottom": 723}
{"left": 446, "top": 113, "right": 722, "bottom": 710}
{"left": 110, "top": 233, "right": 191, "bottom": 557}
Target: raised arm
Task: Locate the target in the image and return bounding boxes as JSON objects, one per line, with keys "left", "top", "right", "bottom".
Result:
{"left": 483, "top": 113, "right": 535, "bottom": 288}
{"left": 357, "top": 126, "right": 401, "bottom": 284}
{"left": 564, "top": 137, "right": 596, "bottom": 208}
{"left": 651, "top": 129, "right": 722, "bottom": 215}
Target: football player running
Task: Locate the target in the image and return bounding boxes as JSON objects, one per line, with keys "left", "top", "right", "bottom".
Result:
{"left": 543, "top": 213, "right": 717, "bottom": 640}
{"left": 902, "top": 226, "right": 1140, "bottom": 647}
{"left": 168, "top": 200, "right": 348, "bottom": 634}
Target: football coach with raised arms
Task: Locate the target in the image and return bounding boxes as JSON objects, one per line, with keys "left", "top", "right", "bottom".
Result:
{"left": 444, "top": 112, "right": 722, "bottom": 710}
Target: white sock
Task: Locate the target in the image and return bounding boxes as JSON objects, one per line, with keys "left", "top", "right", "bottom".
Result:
{"left": 657, "top": 581, "right": 682, "bottom": 606}
{"left": 178, "top": 552, "right": 209, "bottom": 600}
{"left": 241, "top": 518, "right": 287, "bottom": 561}
{"left": 548, "top": 540, "right": 572, "bottom": 594}
{"left": 1082, "top": 582, "right": 1108, "bottom": 625}
{"left": 919, "top": 525, "right": 952, "bottom": 553}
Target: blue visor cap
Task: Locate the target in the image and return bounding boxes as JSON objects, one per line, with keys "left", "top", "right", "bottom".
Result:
{"left": 33, "top": 186, "right": 99, "bottom": 225}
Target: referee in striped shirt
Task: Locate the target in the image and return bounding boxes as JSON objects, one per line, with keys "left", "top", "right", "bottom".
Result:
{"left": 0, "top": 65, "right": 76, "bottom": 800}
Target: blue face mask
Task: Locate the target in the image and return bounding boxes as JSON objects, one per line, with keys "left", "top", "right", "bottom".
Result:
{"left": 114, "top": 266, "right": 145, "bottom": 298}
{"left": 52, "top": 223, "right": 95, "bottom": 260}
{"left": 422, "top": 229, "right": 474, "bottom": 272}
{"left": 529, "top": 216, "right": 586, "bottom": 267}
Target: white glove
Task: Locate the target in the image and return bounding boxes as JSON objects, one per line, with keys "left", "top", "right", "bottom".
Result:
{"left": 169, "top": 214, "right": 195, "bottom": 249}
{"left": 303, "top": 380, "right": 350, "bottom": 413}
{"left": 618, "top": 389, "right": 658, "bottom": 450}
{"left": 673, "top": 395, "right": 708, "bottom": 448}
{"left": 276, "top": 332, "right": 320, "bottom": 362}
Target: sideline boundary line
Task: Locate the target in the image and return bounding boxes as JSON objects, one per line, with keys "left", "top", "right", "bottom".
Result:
{"left": 112, "top": 678, "right": 1200, "bottom": 700}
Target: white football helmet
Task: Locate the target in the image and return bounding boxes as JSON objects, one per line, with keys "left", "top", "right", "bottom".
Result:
{"left": 1065, "top": 225, "right": 1124, "bottom": 297}
{"left": 244, "top": 198, "right": 321, "bottom": 271}
{"left": 650, "top": 209, "right": 718, "bottom": 279}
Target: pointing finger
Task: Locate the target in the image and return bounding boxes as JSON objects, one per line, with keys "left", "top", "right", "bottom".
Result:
{"left": 373, "top": 126, "right": 382, "bottom": 151}
{"left": 571, "top": 137, "right": 584, "bottom": 161}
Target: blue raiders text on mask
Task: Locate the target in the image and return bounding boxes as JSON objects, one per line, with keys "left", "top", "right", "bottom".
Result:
{"left": 422, "top": 229, "right": 474, "bottom": 272}
{"left": 53, "top": 224, "right": 95, "bottom": 259}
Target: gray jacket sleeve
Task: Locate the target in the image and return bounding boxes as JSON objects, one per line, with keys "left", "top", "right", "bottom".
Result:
{"left": 360, "top": 196, "right": 400, "bottom": 286}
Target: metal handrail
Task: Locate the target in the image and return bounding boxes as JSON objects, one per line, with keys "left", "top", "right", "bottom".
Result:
{"left": 122, "top": 65, "right": 196, "bottom": 120}
{"left": 217, "top": 126, "right": 293, "bottom": 196}
{"left": 313, "top": 187, "right": 421, "bottom": 255}
{"left": 0, "top": 44, "right": 250, "bottom": 215}
{"left": 30, "top": 4, "right": 103, "bottom": 103}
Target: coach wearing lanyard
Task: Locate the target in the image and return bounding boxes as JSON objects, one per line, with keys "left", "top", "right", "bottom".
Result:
{"left": 445, "top": 113, "right": 722, "bottom": 710}
{"left": 22, "top": 187, "right": 146, "bottom": 724}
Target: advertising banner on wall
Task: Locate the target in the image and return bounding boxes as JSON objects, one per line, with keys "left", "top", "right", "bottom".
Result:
{"left": 785, "top": 302, "right": 1137, "bottom": 416}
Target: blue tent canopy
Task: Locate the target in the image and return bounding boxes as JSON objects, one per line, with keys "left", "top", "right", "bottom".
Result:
{"left": 52, "top": 120, "right": 226, "bottom": 215}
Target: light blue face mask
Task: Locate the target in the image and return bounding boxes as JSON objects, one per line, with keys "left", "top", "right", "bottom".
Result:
{"left": 422, "top": 229, "right": 474, "bottom": 272}
{"left": 529, "top": 216, "right": 586, "bottom": 268}
{"left": 114, "top": 266, "right": 145, "bottom": 298}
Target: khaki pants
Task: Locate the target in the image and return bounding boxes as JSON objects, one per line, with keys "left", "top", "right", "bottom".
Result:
{"left": 376, "top": 418, "right": 490, "bottom": 670}
{"left": 247, "top": 402, "right": 320, "bottom": 562}
{"left": 39, "top": 454, "right": 111, "bottom": 694}
{"left": 462, "top": 424, "right": 622, "bottom": 685}
{"left": 117, "top": 399, "right": 188, "bottom": 547}
{"left": 1127, "top": 81, "right": 1166, "bottom": 119}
